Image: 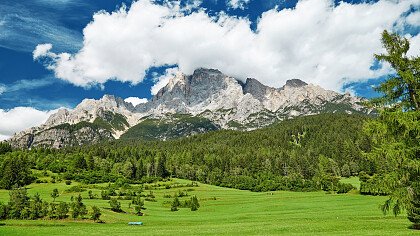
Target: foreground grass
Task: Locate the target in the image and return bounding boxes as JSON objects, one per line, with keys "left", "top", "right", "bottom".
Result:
{"left": 0, "top": 178, "right": 415, "bottom": 235}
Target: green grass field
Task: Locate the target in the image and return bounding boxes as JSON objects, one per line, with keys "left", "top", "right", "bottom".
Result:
{"left": 0, "top": 178, "right": 416, "bottom": 236}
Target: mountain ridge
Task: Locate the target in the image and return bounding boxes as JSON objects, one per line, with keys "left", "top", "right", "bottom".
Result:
{"left": 8, "top": 68, "right": 372, "bottom": 148}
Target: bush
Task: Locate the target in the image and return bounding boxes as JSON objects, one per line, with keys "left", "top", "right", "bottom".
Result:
{"left": 65, "top": 186, "right": 85, "bottom": 193}
{"left": 88, "top": 190, "right": 96, "bottom": 199}
{"left": 190, "top": 195, "right": 200, "bottom": 211}
{"left": 71, "top": 194, "right": 87, "bottom": 219}
{"left": 336, "top": 183, "right": 354, "bottom": 194}
{"left": 171, "top": 196, "right": 180, "bottom": 211}
{"left": 91, "top": 206, "right": 101, "bottom": 222}
{"left": 65, "top": 180, "right": 72, "bottom": 185}
{"left": 57, "top": 202, "right": 69, "bottom": 219}
{"left": 109, "top": 198, "right": 123, "bottom": 212}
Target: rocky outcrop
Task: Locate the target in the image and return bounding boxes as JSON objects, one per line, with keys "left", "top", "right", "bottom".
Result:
{"left": 9, "top": 126, "right": 114, "bottom": 149}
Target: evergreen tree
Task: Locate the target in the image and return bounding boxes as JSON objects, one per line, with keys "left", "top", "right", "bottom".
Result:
{"left": 190, "top": 195, "right": 200, "bottom": 211}
{"left": 364, "top": 31, "right": 420, "bottom": 225}
{"left": 8, "top": 187, "right": 29, "bottom": 219}
{"left": 0, "top": 142, "right": 12, "bottom": 155}
{"left": 171, "top": 196, "right": 180, "bottom": 211}
{"left": 57, "top": 202, "right": 69, "bottom": 219}
{"left": 48, "top": 203, "right": 58, "bottom": 219}
{"left": 372, "top": 30, "right": 420, "bottom": 111}
{"left": 408, "top": 188, "right": 420, "bottom": 230}
{"left": 132, "top": 196, "right": 144, "bottom": 216}
{"left": 109, "top": 198, "right": 122, "bottom": 212}
{"left": 90, "top": 206, "right": 101, "bottom": 222}
{"left": 29, "top": 193, "right": 43, "bottom": 220}
{"left": 51, "top": 188, "right": 59, "bottom": 202}
{"left": 71, "top": 194, "right": 87, "bottom": 219}
{"left": 0, "top": 154, "right": 33, "bottom": 189}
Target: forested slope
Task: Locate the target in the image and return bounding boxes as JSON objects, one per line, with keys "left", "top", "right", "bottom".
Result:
{"left": 0, "top": 113, "right": 371, "bottom": 192}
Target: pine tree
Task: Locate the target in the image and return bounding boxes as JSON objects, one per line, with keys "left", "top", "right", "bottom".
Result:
{"left": 171, "top": 196, "right": 180, "bottom": 211}
{"left": 71, "top": 194, "right": 87, "bottom": 219}
{"left": 364, "top": 31, "right": 420, "bottom": 223}
{"left": 408, "top": 186, "right": 420, "bottom": 230}
{"left": 90, "top": 206, "right": 101, "bottom": 222}
{"left": 372, "top": 30, "right": 420, "bottom": 111}
{"left": 57, "top": 202, "right": 69, "bottom": 219}
{"left": 51, "top": 188, "right": 59, "bottom": 202}
{"left": 109, "top": 198, "right": 122, "bottom": 212}
{"left": 190, "top": 195, "right": 200, "bottom": 211}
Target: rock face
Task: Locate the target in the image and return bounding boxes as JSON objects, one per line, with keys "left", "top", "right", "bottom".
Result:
{"left": 8, "top": 68, "right": 372, "bottom": 148}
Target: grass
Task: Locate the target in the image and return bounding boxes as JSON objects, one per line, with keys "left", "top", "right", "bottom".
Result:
{"left": 340, "top": 176, "right": 361, "bottom": 190}
{"left": 0, "top": 178, "right": 416, "bottom": 236}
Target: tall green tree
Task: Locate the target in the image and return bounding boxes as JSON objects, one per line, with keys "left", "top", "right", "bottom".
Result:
{"left": 373, "top": 30, "right": 420, "bottom": 111}
{"left": 364, "top": 30, "right": 420, "bottom": 227}
{"left": 408, "top": 185, "right": 420, "bottom": 229}
{"left": 0, "top": 153, "right": 33, "bottom": 189}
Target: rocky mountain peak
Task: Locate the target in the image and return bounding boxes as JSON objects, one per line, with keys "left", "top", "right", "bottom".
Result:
{"left": 192, "top": 68, "right": 223, "bottom": 77}
{"left": 8, "top": 67, "right": 373, "bottom": 149}
{"left": 242, "top": 78, "right": 270, "bottom": 101}
{"left": 284, "top": 79, "right": 308, "bottom": 88}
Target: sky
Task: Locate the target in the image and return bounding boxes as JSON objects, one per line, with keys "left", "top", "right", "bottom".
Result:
{"left": 0, "top": 0, "right": 419, "bottom": 140}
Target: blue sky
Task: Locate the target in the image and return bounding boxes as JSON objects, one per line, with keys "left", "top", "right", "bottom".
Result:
{"left": 0, "top": 0, "right": 419, "bottom": 138}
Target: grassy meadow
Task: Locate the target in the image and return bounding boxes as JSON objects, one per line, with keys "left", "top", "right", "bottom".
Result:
{"left": 0, "top": 177, "right": 415, "bottom": 236}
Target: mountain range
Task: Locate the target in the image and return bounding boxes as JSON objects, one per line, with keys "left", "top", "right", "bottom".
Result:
{"left": 8, "top": 68, "right": 372, "bottom": 148}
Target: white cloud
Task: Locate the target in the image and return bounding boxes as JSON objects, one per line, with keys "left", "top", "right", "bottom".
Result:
{"left": 33, "top": 44, "right": 53, "bottom": 59}
{"left": 124, "top": 97, "right": 148, "bottom": 106}
{"left": 0, "top": 85, "right": 6, "bottom": 95}
{"left": 227, "top": 0, "right": 251, "bottom": 10}
{"left": 150, "top": 67, "right": 180, "bottom": 95}
{"left": 0, "top": 77, "right": 56, "bottom": 95}
{"left": 35, "top": 0, "right": 420, "bottom": 92}
{"left": 407, "top": 33, "right": 420, "bottom": 57}
{"left": 406, "top": 11, "right": 420, "bottom": 26}
{"left": 0, "top": 107, "right": 59, "bottom": 139}
{"left": 0, "top": 3, "right": 82, "bottom": 52}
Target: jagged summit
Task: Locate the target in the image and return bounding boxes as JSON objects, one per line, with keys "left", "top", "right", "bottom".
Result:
{"left": 285, "top": 79, "right": 308, "bottom": 88}
{"left": 8, "top": 68, "right": 372, "bottom": 149}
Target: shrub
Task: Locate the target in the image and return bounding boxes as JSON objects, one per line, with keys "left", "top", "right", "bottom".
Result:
{"left": 336, "top": 183, "right": 354, "bottom": 194}
{"left": 65, "top": 186, "right": 85, "bottom": 193}
{"left": 57, "top": 202, "right": 69, "bottom": 219}
{"left": 91, "top": 206, "right": 101, "bottom": 222}
{"left": 109, "top": 198, "right": 123, "bottom": 212}
{"left": 65, "top": 180, "right": 72, "bottom": 185}
{"left": 88, "top": 190, "right": 96, "bottom": 199}
{"left": 190, "top": 196, "right": 200, "bottom": 211}
{"left": 71, "top": 194, "right": 87, "bottom": 219}
{"left": 171, "top": 196, "right": 180, "bottom": 211}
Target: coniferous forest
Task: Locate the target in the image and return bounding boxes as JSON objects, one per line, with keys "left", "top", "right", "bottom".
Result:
{"left": 0, "top": 113, "right": 370, "bottom": 192}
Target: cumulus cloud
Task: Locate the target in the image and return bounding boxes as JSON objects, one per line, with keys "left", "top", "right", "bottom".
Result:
{"left": 227, "top": 0, "right": 251, "bottom": 10}
{"left": 150, "top": 67, "right": 181, "bottom": 95}
{"left": 34, "top": 0, "right": 419, "bottom": 92}
{"left": 406, "top": 11, "right": 420, "bottom": 26}
{"left": 0, "top": 107, "right": 59, "bottom": 140}
{"left": 124, "top": 97, "right": 148, "bottom": 106}
{"left": 33, "top": 44, "right": 53, "bottom": 59}
{"left": 407, "top": 33, "right": 420, "bottom": 57}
